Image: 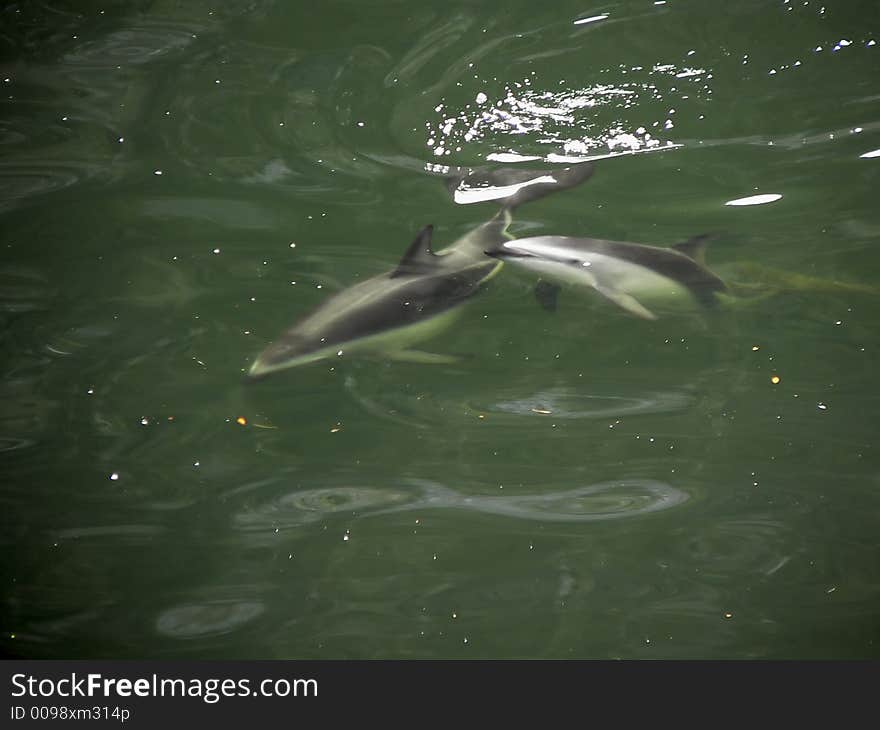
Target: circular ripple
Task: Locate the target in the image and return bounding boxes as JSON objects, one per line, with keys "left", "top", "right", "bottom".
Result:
{"left": 402, "top": 478, "right": 689, "bottom": 522}
{"left": 478, "top": 387, "right": 695, "bottom": 421}
{"left": 234, "top": 485, "right": 416, "bottom": 533}
{"left": 0, "top": 161, "right": 92, "bottom": 209}
{"left": 235, "top": 479, "right": 687, "bottom": 532}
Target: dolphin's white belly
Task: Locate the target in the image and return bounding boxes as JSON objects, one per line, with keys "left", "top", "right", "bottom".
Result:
{"left": 515, "top": 254, "right": 691, "bottom": 303}
{"left": 591, "top": 254, "right": 690, "bottom": 300}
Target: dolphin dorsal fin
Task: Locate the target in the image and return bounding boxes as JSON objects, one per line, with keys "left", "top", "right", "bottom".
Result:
{"left": 391, "top": 225, "right": 437, "bottom": 278}
{"left": 672, "top": 234, "right": 712, "bottom": 265}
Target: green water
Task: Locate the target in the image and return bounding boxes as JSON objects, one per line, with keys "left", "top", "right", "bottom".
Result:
{"left": 2, "top": 0, "right": 879, "bottom": 659}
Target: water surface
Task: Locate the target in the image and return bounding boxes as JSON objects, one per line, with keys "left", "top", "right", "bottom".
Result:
{"left": 1, "top": 0, "right": 879, "bottom": 658}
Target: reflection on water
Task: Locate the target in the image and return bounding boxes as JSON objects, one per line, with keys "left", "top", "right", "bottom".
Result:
{"left": 235, "top": 478, "right": 689, "bottom": 540}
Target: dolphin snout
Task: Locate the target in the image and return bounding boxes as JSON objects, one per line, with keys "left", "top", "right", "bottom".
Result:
{"left": 247, "top": 335, "right": 309, "bottom": 380}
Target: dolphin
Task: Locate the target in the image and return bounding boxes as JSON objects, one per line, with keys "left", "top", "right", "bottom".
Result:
{"left": 247, "top": 162, "right": 594, "bottom": 378}
{"left": 486, "top": 234, "right": 727, "bottom": 320}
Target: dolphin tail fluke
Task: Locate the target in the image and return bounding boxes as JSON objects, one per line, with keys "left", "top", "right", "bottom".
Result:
{"left": 445, "top": 161, "right": 594, "bottom": 209}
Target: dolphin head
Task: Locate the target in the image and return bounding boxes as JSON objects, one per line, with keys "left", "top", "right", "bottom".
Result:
{"left": 247, "top": 331, "right": 327, "bottom": 380}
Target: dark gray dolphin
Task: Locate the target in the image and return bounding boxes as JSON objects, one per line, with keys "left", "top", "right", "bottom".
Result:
{"left": 248, "top": 162, "right": 594, "bottom": 378}
{"left": 486, "top": 234, "right": 726, "bottom": 319}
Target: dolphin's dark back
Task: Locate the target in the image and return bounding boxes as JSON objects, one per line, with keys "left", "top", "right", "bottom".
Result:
{"left": 294, "top": 262, "right": 498, "bottom": 351}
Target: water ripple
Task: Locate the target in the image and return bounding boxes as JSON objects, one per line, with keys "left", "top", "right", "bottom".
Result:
{"left": 235, "top": 478, "right": 688, "bottom": 539}
{"left": 480, "top": 387, "right": 695, "bottom": 421}
{"left": 342, "top": 371, "right": 700, "bottom": 431}
{"left": 395, "top": 478, "right": 689, "bottom": 522}
{"left": 0, "top": 160, "right": 101, "bottom": 211}
{"left": 156, "top": 600, "right": 265, "bottom": 639}
{"left": 53, "top": 524, "right": 165, "bottom": 541}
{"left": 235, "top": 486, "right": 413, "bottom": 533}
{"left": 61, "top": 21, "right": 200, "bottom": 69}
{"left": 0, "top": 436, "right": 36, "bottom": 453}
{"left": 0, "top": 266, "right": 53, "bottom": 315}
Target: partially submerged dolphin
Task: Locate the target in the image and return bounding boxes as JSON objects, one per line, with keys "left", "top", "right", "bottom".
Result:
{"left": 248, "top": 163, "right": 593, "bottom": 378}
{"left": 487, "top": 234, "right": 727, "bottom": 320}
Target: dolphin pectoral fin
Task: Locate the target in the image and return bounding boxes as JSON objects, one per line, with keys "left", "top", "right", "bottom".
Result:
{"left": 387, "top": 349, "right": 463, "bottom": 364}
{"left": 594, "top": 285, "right": 658, "bottom": 320}
{"left": 534, "top": 280, "right": 561, "bottom": 312}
